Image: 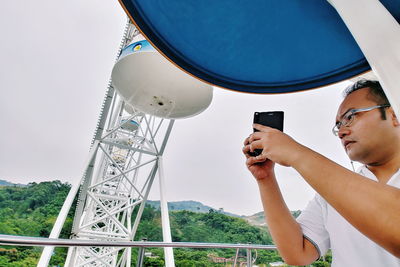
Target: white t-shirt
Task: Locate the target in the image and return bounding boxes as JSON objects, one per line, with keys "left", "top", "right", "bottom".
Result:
{"left": 297, "top": 166, "right": 400, "bottom": 267}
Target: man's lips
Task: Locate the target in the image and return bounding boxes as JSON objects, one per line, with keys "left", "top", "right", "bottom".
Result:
{"left": 343, "top": 140, "right": 355, "bottom": 149}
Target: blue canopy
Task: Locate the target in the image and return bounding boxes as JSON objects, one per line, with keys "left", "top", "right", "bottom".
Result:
{"left": 118, "top": 0, "right": 400, "bottom": 93}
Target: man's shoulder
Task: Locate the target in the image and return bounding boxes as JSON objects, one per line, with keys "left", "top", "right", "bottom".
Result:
{"left": 308, "top": 193, "right": 329, "bottom": 209}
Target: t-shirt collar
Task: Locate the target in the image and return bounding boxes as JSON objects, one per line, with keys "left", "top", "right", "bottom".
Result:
{"left": 358, "top": 165, "right": 400, "bottom": 185}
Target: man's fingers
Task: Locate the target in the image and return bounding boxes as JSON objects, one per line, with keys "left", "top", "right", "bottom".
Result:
{"left": 248, "top": 130, "right": 271, "bottom": 143}
{"left": 243, "top": 136, "right": 250, "bottom": 145}
{"left": 255, "top": 153, "right": 269, "bottom": 162}
{"left": 242, "top": 144, "right": 252, "bottom": 158}
{"left": 248, "top": 133, "right": 261, "bottom": 143}
{"left": 246, "top": 156, "right": 257, "bottom": 166}
{"left": 246, "top": 154, "right": 268, "bottom": 165}
{"left": 249, "top": 140, "right": 263, "bottom": 152}
{"left": 253, "top": 123, "right": 273, "bottom": 132}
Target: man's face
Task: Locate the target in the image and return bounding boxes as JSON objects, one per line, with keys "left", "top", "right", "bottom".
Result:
{"left": 335, "top": 87, "right": 394, "bottom": 165}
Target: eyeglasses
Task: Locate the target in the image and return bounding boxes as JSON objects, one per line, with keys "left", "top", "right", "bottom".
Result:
{"left": 332, "top": 104, "right": 390, "bottom": 136}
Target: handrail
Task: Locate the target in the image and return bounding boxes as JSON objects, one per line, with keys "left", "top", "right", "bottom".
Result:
{"left": 0, "top": 234, "right": 277, "bottom": 250}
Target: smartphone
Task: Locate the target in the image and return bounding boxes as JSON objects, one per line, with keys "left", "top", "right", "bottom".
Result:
{"left": 250, "top": 111, "right": 284, "bottom": 156}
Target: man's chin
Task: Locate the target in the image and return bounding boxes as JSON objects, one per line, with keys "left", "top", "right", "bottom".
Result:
{"left": 347, "top": 150, "right": 367, "bottom": 165}
{"left": 346, "top": 149, "right": 358, "bottom": 161}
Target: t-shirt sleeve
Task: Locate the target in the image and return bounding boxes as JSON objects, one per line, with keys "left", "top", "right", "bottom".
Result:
{"left": 296, "top": 194, "right": 330, "bottom": 257}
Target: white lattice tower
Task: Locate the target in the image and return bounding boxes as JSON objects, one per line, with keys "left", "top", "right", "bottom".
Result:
{"left": 66, "top": 108, "right": 174, "bottom": 267}
{"left": 36, "top": 20, "right": 175, "bottom": 267}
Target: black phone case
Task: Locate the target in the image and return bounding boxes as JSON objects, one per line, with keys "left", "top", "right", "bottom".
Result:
{"left": 250, "top": 111, "right": 284, "bottom": 156}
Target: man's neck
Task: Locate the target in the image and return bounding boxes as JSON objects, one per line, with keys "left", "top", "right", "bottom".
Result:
{"left": 366, "top": 154, "right": 400, "bottom": 183}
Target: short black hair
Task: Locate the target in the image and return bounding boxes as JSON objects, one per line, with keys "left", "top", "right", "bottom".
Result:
{"left": 344, "top": 79, "right": 390, "bottom": 119}
{"left": 344, "top": 79, "right": 390, "bottom": 105}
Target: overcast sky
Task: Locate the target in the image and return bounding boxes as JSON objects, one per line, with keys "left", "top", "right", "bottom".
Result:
{"left": 0, "top": 1, "right": 355, "bottom": 216}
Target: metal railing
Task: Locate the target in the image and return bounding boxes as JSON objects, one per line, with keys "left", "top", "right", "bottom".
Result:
{"left": 0, "top": 234, "right": 276, "bottom": 249}
{"left": 0, "top": 234, "right": 277, "bottom": 266}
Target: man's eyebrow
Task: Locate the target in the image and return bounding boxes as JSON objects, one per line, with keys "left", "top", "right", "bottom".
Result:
{"left": 336, "top": 108, "right": 354, "bottom": 123}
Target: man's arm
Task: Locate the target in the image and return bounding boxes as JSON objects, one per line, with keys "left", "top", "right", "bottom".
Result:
{"left": 248, "top": 124, "right": 400, "bottom": 257}
{"left": 257, "top": 176, "right": 319, "bottom": 265}
{"left": 243, "top": 141, "right": 319, "bottom": 265}
{"left": 292, "top": 146, "right": 400, "bottom": 257}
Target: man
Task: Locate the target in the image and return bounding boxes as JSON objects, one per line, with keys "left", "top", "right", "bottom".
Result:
{"left": 243, "top": 80, "right": 400, "bottom": 266}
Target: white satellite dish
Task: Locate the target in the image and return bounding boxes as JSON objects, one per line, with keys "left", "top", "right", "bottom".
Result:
{"left": 111, "top": 38, "right": 213, "bottom": 119}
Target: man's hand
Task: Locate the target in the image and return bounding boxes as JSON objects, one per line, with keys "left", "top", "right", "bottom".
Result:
{"left": 243, "top": 125, "right": 319, "bottom": 265}
{"left": 245, "top": 124, "right": 304, "bottom": 168}
{"left": 243, "top": 144, "right": 275, "bottom": 181}
{"left": 243, "top": 129, "right": 278, "bottom": 181}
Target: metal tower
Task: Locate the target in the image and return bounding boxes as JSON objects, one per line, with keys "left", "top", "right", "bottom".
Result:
{"left": 66, "top": 21, "right": 176, "bottom": 266}
{"left": 38, "top": 20, "right": 177, "bottom": 267}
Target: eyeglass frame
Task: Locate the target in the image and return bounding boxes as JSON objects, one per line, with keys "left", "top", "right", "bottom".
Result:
{"left": 332, "top": 104, "right": 391, "bottom": 136}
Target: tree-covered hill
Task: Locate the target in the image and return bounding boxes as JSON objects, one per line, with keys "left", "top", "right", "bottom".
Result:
{"left": 147, "top": 200, "right": 240, "bottom": 218}
{"left": 0, "top": 181, "right": 331, "bottom": 266}
{"left": 134, "top": 206, "right": 284, "bottom": 266}
{"left": 0, "top": 180, "right": 73, "bottom": 238}
{"left": 243, "top": 210, "right": 302, "bottom": 227}
{"left": 0, "top": 181, "right": 73, "bottom": 266}
{"left": 0, "top": 179, "right": 27, "bottom": 187}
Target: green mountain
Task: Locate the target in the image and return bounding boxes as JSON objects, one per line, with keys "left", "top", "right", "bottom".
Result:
{"left": 0, "top": 181, "right": 328, "bottom": 267}
{"left": 147, "top": 200, "right": 301, "bottom": 228}
{"left": 147, "top": 200, "right": 213, "bottom": 213}
{"left": 0, "top": 180, "right": 27, "bottom": 187}
{"left": 0, "top": 181, "right": 283, "bottom": 266}
{"left": 243, "top": 210, "right": 302, "bottom": 227}
{"left": 0, "top": 180, "right": 73, "bottom": 267}
{"left": 147, "top": 200, "right": 240, "bottom": 217}
{"left": 244, "top": 211, "right": 267, "bottom": 227}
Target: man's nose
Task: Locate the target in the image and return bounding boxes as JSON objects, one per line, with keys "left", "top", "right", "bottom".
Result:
{"left": 338, "top": 126, "right": 350, "bottom": 139}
